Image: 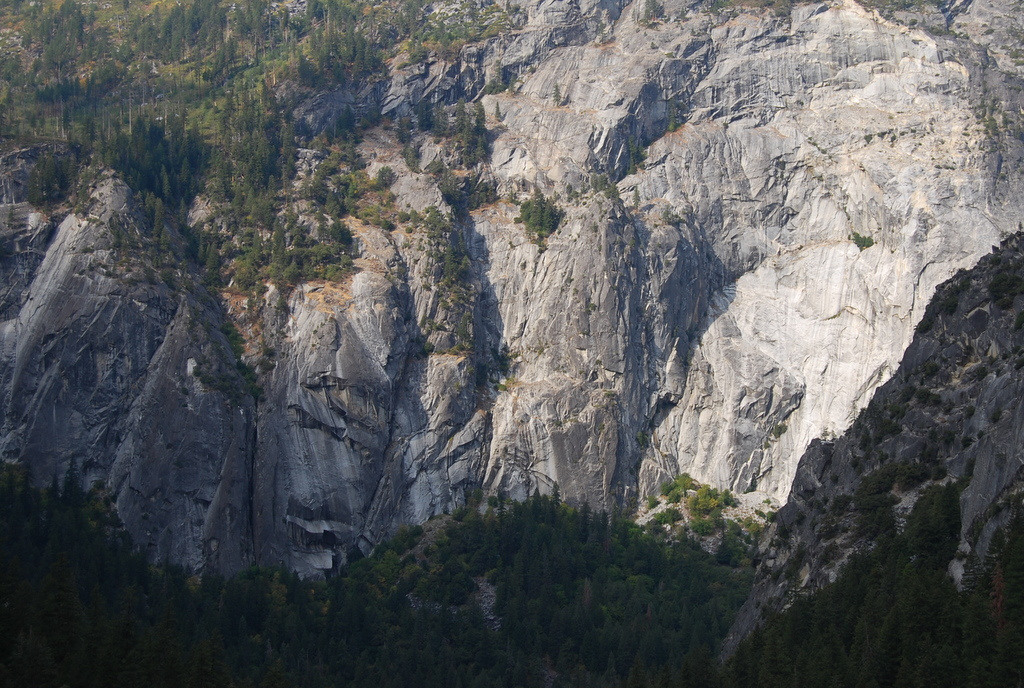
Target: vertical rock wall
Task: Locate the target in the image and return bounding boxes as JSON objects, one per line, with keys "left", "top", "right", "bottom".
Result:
{"left": 4, "top": 0, "right": 1024, "bottom": 575}
{"left": 0, "top": 171, "right": 255, "bottom": 573}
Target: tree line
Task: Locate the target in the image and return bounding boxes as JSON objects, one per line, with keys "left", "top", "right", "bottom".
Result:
{"left": 0, "top": 467, "right": 752, "bottom": 688}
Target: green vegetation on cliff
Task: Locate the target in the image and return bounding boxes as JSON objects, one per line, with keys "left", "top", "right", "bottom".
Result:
{"left": 0, "top": 0, "right": 493, "bottom": 297}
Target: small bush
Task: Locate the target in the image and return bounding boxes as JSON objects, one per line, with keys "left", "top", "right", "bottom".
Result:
{"left": 850, "top": 232, "right": 875, "bottom": 250}
{"left": 687, "top": 485, "right": 737, "bottom": 520}
{"left": 655, "top": 508, "right": 682, "bottom": 525}
{"left": 989, "top": 271, "right": 1024, "bottom": 308}
{"left": 690, "top": 517, "right": 715, "bottom": 536}
{"left": 375, "top": 166, "right": 397, "bottom": 189}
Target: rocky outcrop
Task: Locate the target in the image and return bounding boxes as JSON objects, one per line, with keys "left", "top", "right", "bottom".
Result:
{"left": 475, "top": 0, "right": 1024, "bottom": 505}
{"left": 256, "top": 0, "right": 1024, "bottom": 575}
{"left": 724, "top": 231, "right": 1024, "bottom": 654}
{"left": 0, "top": 169, "right": 255, "bottom": 573}
{"left": 605, "top": 1, "right": 1021, "bottom": 501}
{"left": 7, "top": 0, "right": 1024, "bottom": 577}
{"left": 248, "top": 239, "right": 425, "bottom": 576}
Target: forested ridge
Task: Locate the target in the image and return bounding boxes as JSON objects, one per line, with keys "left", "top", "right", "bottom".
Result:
{"left": 722, "top": 480, "right": 1024, "bottom": 688}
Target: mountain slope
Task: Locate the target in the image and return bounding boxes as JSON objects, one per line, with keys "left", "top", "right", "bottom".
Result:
{"left": 725, "top": 230, "right": 1024, "bottom": 652}
{"left": 0, "top": 159, "right": 255, "bottom": 572}
{"left": 3, "top": 0, "right": 1024, "bottom": 575}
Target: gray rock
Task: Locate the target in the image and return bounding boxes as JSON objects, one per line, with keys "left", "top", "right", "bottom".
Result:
{"left": 7, "top": 0, "right": 1024, "bottom": 578}
{"left": 723, "top": 233, "right": 1024, "bottom": 654}
{"left": 0, "top": 172, "right": 255, "bottom": 574}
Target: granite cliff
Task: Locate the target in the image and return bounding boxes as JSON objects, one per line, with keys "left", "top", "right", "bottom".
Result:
{"left": 724, "top": 231, "right": 1024, "bottom": 654}
{"left": 0, "top": 166, "right": 255, "bottom": 572}
{"left": 3, "top": 0, "right": 1024, "bottom": 577}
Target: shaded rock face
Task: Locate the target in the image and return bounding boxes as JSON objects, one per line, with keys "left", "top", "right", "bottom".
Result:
{"left": 723, "top": 232, "right": 1024, "bottom": 655}
{"left": 250, "top": 257, "right": 420, "bottom": 576}
{"left": 6, "top": 0, "right": 1024, "bottom": 577}
{"left": 0, "top": 169, "right": 255, "bottom": 573}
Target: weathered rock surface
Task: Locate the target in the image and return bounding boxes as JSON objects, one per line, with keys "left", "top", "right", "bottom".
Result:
{"left": 620, "top": 1, "right": 1023, "bottom": 500}
{"left": 259, "top": 0, "right": 1024, "bottom": 575}
{"left": 0, "top": 168, "right": 255, "bottom": 573}
{"left": 475, "top": 0, "right": 1024, "bottom": 506}
{"left": 724, "top": 231, "right": 1024, "bottom": 654}
{"left": 6, "top": 0, "right": 1024, "bottom": 577}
